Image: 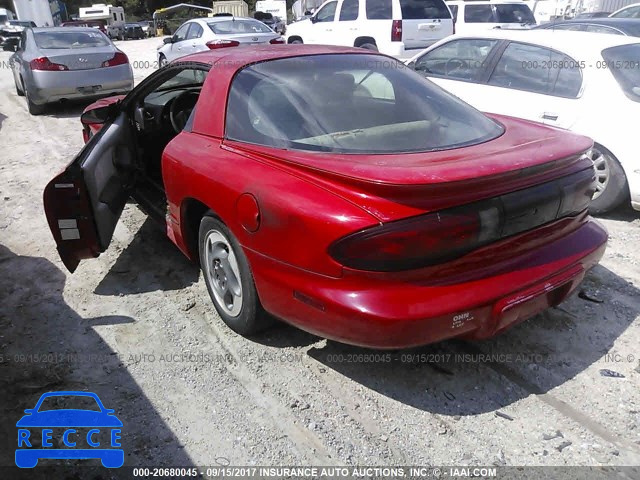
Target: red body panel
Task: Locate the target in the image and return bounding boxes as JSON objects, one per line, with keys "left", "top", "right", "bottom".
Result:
{"left": 77, "top": 46, "right": 608, "bottom": 347}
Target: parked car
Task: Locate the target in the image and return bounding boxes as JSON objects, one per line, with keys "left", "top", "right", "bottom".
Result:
{"left": 123, "top": 22, "right": 144, "bottom": 39}
{"left": 1, "top": 20, "right": 36, "bottom": 51}
{"left": 10, "top": 27, "right": 133, "bottom": 115}
{"left": 43, "top": 45, "right": 607, "bottom": 348}
{"left": 138, "top": 19, "right": 155, "bottom": 37}
{"left": 575, "top": 11, "right": 612, "bottom": 18}
{"left": 60, "top": 19, "right": 108, "bottom": 35}
{"left": 157, "top": 17, "right": 283, "bottom": 67}
{"left": 285, "top": 0, "right": 454, "bottom": 56}
{"left": 446, "top": 0, "right": 537, "bottom": 34}
{"left": 610, "top": 2, "right": 640, "bottom": 17}
{"left": 535, "top": 17, "right": 640, "bottom": 35}
{"left": 407, "top": 30, "right": 640, "bottom": 213}
{"left": 254, "top": 11, "right": 286, "bottom": 34}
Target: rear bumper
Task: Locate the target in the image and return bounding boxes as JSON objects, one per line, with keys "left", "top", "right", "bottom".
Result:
{"left": 248, "top": 218, "right": 607, "bottom": 349}
{"left": 29, "top": 65, "right": 133, "bottom": 105}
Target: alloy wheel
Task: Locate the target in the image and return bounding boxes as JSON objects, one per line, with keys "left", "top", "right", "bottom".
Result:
{"left": 204, "top": 230, "right": 243, "bottom": 317}
{"left": 588, "top": 147, "right": 611, "bottom": 201}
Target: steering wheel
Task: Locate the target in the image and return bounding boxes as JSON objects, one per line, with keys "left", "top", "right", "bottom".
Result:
{"left": 169, "top": 90, "right": 200, "bottom": 133}
{"left": 445, "top": 58, "right": 467, "bottom": 76}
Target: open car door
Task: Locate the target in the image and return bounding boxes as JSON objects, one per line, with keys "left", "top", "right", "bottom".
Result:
{"left": 43, "top": 113, "right": 135, "bottom": 273}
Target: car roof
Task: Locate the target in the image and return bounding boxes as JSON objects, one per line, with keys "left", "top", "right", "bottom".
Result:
{"left": 450, "top": 29, "right": 640, "bottom": 58}
{"left": 181, "top": 44, "right": 379, "bottom": 69}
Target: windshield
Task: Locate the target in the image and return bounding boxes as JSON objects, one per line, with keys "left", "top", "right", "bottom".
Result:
{"left": 34, "top": 30, "right": 111, "bottom": 49}
{"left": 208, "top": 19, "right": 272, "bottom": 34}
{"left": 602, "top": 44, "right": 640, "bottom": 102}
{"left": 38, "top": 395, "right": 101, "bottom": 412}
{"left": 226, "top": 54, "right": 504, "bottom": 154}
{"left": 495, "top": 4, "right": 536, "bottom": 23}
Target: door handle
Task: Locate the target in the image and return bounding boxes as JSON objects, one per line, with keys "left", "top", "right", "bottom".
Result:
{"left": 541, "top": 113, "right": 558, "bottom": 121}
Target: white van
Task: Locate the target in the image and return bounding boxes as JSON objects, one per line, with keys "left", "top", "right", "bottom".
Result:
{"left": 446, "top": 0, "right": 536, "bottom": 34}
{"left": 286, "top": 0, "right": 454, "bottom": 57}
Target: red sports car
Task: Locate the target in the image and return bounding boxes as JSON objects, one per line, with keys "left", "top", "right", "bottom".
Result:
{"left": 43, "top": 45, "right": 607, "bottom": 349}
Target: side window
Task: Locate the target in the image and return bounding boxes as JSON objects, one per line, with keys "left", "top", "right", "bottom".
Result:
{"left": 352, "top": 71, "right": 395, "bottom": 100}
{"left": 488, "top": 42, "right": 582, "bottom": 97}
{"left": 414, "top": 39, "right": 499, "bottom": 81}
{"left": 315, "top": 1, "right": 338, "bottom": 22}
{"left": 187, "top": 22, "right": 203, "bottom": 39}
{"left": 464, "top": 5, "right": 495, "bottom": 23}
{"left": 366, "top": 0, "right": 392, "bottom": 19}
{"left": 450, "top": 4, "right": 458, "bottom": 22}
{"left": 612, "top": 5, "right": 640, "bottom": 18}
{"left": 585, "top": 24, "right": 622, "bottom": 34}
{"left": 399, "top": 0, "right": 451, "bottom": 20}
{"left": 339, "top": 0, "right": 359, "bottom": 21}
{"left": 547, "top": 23, "right": 585, "bottom": 31}
{"left": 173, "top": 23, "right": 190, "bottom": 42}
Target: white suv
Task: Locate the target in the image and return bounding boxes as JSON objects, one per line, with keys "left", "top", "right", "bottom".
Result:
{"left": 285, "top": 0, "right": 454, "bottom": 57}
{"left": 446, "top": 0, "right": 536, "bottom": 34}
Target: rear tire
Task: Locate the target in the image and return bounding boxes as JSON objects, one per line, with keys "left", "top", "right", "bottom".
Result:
{"left": 588, "top": 145, "right": 629, "bottom": 214}
{"left": 290, "top": 39, "right": 303, "bottom": 44}
{"left": 199, "top": 215, "right": 273, "bottom": 336}
{"left": 25, "top": 88, "right": 45, "bottom": 115}
{"left": 359, "top": 43, "right": 378, "bottom": 51}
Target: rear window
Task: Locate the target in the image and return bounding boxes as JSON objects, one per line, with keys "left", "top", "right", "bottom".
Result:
{"left": 495, "top": 4, "right": 536, "bottom": 24}
{"left": 366, "top": 0, "right": 392, "bottom": 19}
{"left": 33, "top": 31, "right": 111, "bottom": 49}
{"left": 399, "top": 0, "right": 451, "bottom": 19}
{"left": 602, "top": 44, "right": 640, "bottom": 102}
{"left": 226, "top": 54, "right": 504, "bottom": 154}
{"left": 207, "top": 19, "right": 271, "bottom": 34}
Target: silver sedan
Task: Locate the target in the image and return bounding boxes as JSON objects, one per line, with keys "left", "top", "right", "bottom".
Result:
{"left": 10, "top": 27, "right": 134, "bottom": 115}
{"left": 157, "top": 17, "right": 284, "bottom": 67}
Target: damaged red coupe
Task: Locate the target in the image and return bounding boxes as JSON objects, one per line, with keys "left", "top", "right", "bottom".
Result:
{"left": 44, "top": 45, "right": 607, "bottom": 348}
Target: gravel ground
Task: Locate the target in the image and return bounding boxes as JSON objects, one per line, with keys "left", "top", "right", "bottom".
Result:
{"left": 0, "top": 38, "right": 639, "bottom": 477}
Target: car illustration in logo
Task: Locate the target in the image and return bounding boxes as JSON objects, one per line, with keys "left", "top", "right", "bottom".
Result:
{"left": 16, "top": 391, "right": 123, "bottom": 468}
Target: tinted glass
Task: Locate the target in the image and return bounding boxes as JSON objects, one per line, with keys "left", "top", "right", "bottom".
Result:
{"left": 187, "top": 22, "right": 203, "bottom": 39}
{"left": 339, "top": 0, "right": 359, "bottom": 20}
{"left": 415, "top": 39, "right": 498, "bottom": 80}
{"left": 315, "top": 1, "right": 338, "bottom": 22}
{"left": 366, "top": 0, "right": 392, "bottom": 19}
{"left": 399, "top": 0, "right": 451, "bottom": 19}
{"left": 450, "top": 4, "right": 458, "bottom": 21}
{"left": 602, "top": 44, "right": 640, "bottom": 102}
{"left": 33, "top": 31, "right": 111, "bottom": 49}
{"left": 585, "top": 24, "right": 622, "bottom": 34}
{"left": 465, "top": 5, "right": 495, "bottom": 23}
{"left": 208, "top": 19, "right": 272, "bottom": 33}
{"left": 489, "top": 42, "right": 582, "bottom": 97}
{"left": 226, "top": 54, "right": 503, "bottom": 153}
{"left": 495, "top": 4, "right": 536, "bottom": 23}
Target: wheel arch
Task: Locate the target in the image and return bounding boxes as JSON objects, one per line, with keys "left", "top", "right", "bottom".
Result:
{"left": 354, "top": 37, "right": 377, "bottom": 48}
{"left": 180, "top": 197, "right": 222, "bottom": 261}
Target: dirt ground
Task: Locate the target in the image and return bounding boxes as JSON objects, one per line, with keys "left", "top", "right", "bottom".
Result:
{"left": 1, "top": 38, "right": 639, "bottom": 477}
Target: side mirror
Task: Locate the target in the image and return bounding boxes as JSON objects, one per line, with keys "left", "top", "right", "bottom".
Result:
{"left": 310, "top": 15, "right": 317, "bottom": 23}
{"left": 163, "top": 36, "right": 173, "bottom": 44}
{"left": 81, "top": 104, "right": 115, "bottom": 125}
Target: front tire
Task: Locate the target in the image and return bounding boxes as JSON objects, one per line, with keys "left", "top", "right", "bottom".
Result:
{"left": 158, "top": 54, "right": 168, "bottom": 68}
{"left": 15, "top": 76, "right": 24, "bottom": 96}
{"left": 588, "top": 145, "right": 629, "bottom": 214}
{"left": 199, "top": 215, "right": 272, "bottom": 335}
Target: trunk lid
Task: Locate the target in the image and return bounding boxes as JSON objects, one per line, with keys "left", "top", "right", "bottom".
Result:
{"left": 39, "top": 46, "right": 117, "bottom": 70}
{"left": 224, "top": 32, "right": 280, "bottom": 44}
{"left": 223, "top": 114, "right": 594, "bottom": 221}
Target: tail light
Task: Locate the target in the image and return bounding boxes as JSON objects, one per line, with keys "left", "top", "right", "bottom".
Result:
{"left": 329, "top": 167, "right": 596, "bottom": 272}
{"left": 29, "top": 57, "right": 68, "bottom": 71}
{"left": 206, "top": 39, "right": 240, "bottom": 49}
{"left": 269, "top": 37, "right": 285, "bottom": 44}
{"left": 102, "top": 51, "right": 128, "bottom": 67}
{"left": 391, "top": 20, "right": 402, "bottom": 42}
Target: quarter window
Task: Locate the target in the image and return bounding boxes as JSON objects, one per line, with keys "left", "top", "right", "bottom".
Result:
{"left": 339, "top": 0, "right": 359, "bottom": 21}
{"left": 414, "top": 39, "right": 498, "bottom": 81}
{"left": 488, "top": 42, "right": 582, "bottom": 97}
